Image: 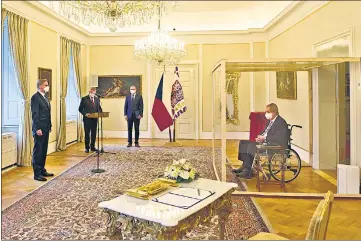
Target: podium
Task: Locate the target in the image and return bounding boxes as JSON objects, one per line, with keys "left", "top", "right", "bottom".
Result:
{"left": 88, "top": 112, "right": 110, "bottom": 173}
{"left": 87, "top": 112, "right": 110, "bottom": 119}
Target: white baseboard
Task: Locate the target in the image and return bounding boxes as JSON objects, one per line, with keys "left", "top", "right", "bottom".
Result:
{"left": 103, "top": 130, "right": 151, "bottom": 139}
{"left": 199, "top": 132, "right": 249, "bottom": 140}
{"left": 47, "top": 141, "right": 57, "bottom": 154}
{"left": 292, "top": 145, "right": 310, "bottom": 164}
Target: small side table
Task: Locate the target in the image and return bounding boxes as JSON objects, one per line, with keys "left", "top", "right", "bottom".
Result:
{"left": 254, "top": 144, "right": 286, "bottom": 192}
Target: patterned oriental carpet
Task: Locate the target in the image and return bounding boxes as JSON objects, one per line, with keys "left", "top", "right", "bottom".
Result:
{"left": 2, "top": 146, "right": 269, "bottom": 240}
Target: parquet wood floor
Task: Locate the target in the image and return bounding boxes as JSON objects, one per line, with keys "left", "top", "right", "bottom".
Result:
{"left": 2, "top": 139, "right": 360, "bottom": 240}
{"left": 227, "top": 140, "right": 361, "bottom": 240}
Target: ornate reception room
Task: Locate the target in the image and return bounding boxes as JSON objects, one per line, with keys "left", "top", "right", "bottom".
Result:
{"left": 1, "top": 1, "right": 361, "bottom": 240}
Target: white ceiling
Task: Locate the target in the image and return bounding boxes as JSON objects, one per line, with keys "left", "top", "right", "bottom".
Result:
{"left": 37, "top": 1, "right": 293, "bottom": 34}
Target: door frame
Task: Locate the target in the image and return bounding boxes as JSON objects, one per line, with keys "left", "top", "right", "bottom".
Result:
{"left": 149, "top": 61, "right": 200, "bottom": 139}
{"left": 311, "top": 29, "right": 356, "bottom": 169}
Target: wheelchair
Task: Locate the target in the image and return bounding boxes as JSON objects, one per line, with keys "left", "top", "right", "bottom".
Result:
{"left": 252, "top": 124, "right": 303, "bottom": 183}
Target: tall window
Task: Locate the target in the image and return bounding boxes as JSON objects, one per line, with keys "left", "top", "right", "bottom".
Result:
{"left": 1, "top": 16, "right": 22, "bottom": 129}
{"left": 66, "top": 52, "right": 79, "bottom": 121}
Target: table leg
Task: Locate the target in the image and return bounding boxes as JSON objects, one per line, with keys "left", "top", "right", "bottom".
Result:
{"left": 105, "top": 209, "right": 121, "bottom": 238}
{"left": 218, "top": 199, "right": 232, "bottom": 240}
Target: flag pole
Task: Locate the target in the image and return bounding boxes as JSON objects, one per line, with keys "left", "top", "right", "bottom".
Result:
{"left": 162, "top": 65, "right": 172, "bottom": 142}
{"left": 173, "top": 119, "right": 176, "bottom": 142}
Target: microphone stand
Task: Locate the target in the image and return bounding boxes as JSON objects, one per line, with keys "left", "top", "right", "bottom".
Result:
{"left": 91, "top": 96, "right": 105, "bottom": 173}
{"left": 97, "top": 95, "right": 115, "bottom": 155}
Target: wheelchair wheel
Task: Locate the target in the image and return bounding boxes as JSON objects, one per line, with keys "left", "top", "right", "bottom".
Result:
{"left": 268, "top": 149, "right": 302, "bottom": 183}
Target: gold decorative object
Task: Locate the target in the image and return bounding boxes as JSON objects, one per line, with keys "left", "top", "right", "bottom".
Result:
{"left": 137, "top": 180, "right": 170, "bottom": 195}
{"left": 225, "top": 72, "right": 241, "bottom": 125}
{"left": 276, "top": 71, "right": 297, "bottom": 100}
{"left": 134, "top": 3, "right": 186, "bottom": 66}
{"left": 157, "top": 178, "right": 179, "bottom": 187}
{"left": 103, "top": 188, "right": 235, "bottom": 240}
{"left": 43, "top": 1, "right": 175, "bottom": 32}
{"left": 125, "top": 189, "right": 149, "bottom": 200}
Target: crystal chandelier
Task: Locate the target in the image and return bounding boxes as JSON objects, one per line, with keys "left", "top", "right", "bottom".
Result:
{"left": 134, "top": 4, "right": 186, "bottom": 66}
{"left": 46, "top": 1, "right": 170, "bottom": 32}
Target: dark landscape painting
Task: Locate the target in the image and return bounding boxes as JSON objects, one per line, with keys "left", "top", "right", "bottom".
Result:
{"left": 96, "top": 75, "right": 142, "bottom": 98}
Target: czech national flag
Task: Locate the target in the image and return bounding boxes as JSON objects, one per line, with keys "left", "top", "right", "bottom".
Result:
{"left": 152, "top": 73, "right": 173, "bottom": 131}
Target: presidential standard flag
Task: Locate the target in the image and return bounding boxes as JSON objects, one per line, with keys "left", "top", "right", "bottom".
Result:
{"left": 152, "top": 73, "right": 173, "bottom": 131}
{"left": 171, "top": 67, "right": 187, "bottom": 119}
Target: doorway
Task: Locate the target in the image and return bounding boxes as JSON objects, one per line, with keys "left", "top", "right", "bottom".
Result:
{"left": 152, "top": 64, "right": 198, "bottom": 139}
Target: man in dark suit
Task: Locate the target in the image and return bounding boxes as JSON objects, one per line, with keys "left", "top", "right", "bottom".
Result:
{"left": 78, "top": 87, "right": 102, "bottom": 153}
{"left": 31, "top": 79, "right": 54, "bottom": 181}
{"left": 124, "top": 85, "right": 143, "bottom": 147}
{"left": 235, "top": 103, "right": 288, "bottom": 178}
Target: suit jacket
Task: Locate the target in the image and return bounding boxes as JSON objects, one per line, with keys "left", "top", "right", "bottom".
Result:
{"left": 78, "top": 95, "right": 102, "bottom": 122}
{"left": 124, "top": 93, "right": 143, "bottom": 118}
{"left": 31, "top": 92, "right": 52, "bottom": 134}
{"left": 260, "top": 115, "right": 289, "bottom": 149}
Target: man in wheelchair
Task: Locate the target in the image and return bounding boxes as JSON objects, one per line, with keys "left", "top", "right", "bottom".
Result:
{"left": 234, "top": 103, "right": 289, "bottom": 179}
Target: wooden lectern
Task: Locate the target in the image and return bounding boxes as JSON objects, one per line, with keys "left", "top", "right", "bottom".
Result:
{"left": 89, "top": 112, "right": 110, "bottom": 173}
{"left": 87, "top": 112, "right": 110, "bottom": 118}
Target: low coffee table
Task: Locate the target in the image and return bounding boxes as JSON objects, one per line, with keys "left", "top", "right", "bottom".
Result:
{"left": 99, "top": 178, "right": 237, "bottom": 240}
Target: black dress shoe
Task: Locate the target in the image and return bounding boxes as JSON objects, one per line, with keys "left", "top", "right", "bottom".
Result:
{"left": 135, "top": 143, "right": 140, "bottom": 147}
{"left": 42, "top": 172, "right": 54, "bottom": 177}
{"left": 232, "top": 167, "right": 244, "bottom": 173}
{"left": 91, "top": 147, "right": 99, "bottom": 152}
{"left": 236, "top": 170, "right": 252, "bottom": 179}
{"left": 127, "top": 144, "right": 132, "bottom": 147}
{"left": 85, "top": 149, "right": 89, "bottom": 153}
{"left": 34, "top": 176, "right": 47, "bottom": 181}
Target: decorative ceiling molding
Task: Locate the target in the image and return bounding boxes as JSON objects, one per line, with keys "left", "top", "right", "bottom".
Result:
{"left": 2, "top": 0, "right": 331, "bottom": 46}
{"left": 27, "top": 1, "right": 297, "bottom": 37}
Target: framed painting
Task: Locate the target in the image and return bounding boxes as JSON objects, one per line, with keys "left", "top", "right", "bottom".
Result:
{"left": 276, "top": 71, "right": 297, "bottom": 100}
{"left": 96, "top": 75, "right": 142, "bottom": 98}
{"left": 38, "top": 67, "right": 52, "bottom": 100}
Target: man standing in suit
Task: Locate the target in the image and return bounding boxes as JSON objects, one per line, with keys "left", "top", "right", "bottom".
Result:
{"left": 31, "top": 79, "right": 54, "bottom": 181}
{"left": 78, "top": 87, "right": 102, "bottom": 153}
{"left": 235, "top": 103, "right": 288, "bottom": 178}
{"left": 124, "top": 85, "right": 143, "bottom": 147}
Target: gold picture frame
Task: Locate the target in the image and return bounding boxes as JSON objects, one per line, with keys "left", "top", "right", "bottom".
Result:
{"left": 276, "top": 71, "right": 297, "bottom": 100}
{"left": 225, "top": 72, "right": 241, "bottom": 125}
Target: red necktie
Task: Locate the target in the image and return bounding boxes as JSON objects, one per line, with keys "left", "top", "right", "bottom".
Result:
{"left": 91, "top": 97, "right": 95, "bottom": 107}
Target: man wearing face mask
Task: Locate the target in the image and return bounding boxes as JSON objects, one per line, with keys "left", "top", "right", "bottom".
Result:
{"left": 31, "top": 79, "right": 54, "bottom": 181}
{"left": 234, "top": 103, "right": 288, "bottom": 179}
{"left": 124, "top": 85, "right": 143, "bottom": 147}
{"left": 78, "top": 87, "right": 102, "bottom": 153}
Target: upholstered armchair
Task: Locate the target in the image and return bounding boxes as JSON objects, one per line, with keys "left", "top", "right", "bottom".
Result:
{"left": 249, "top": 191, "right": 334, "bottom": 240}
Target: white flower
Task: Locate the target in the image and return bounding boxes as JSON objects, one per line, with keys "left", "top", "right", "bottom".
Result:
{"left": 179, "top": 170, "right": 190, "bottom": 179}
{"left": 173, "top": 160, "right": 180, "bottom": 165}
{"left": 179, "top": 159, "right": 187, "bottom": 165}
{"left": 183, "top": 164, "right": 190, "bottom": 171}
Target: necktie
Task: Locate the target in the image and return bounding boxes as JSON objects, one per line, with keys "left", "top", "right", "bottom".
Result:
{"left": 44, "top": 95, "right": 50, "bottom": 107}
{"left": 91, "top": 97, "right": 95, "bottom": 107}
{"left": 262, "top": 121, "right": 274, "bottom": 136}
{"left": 132, "top": 94, "right": 135, "bottom": 101}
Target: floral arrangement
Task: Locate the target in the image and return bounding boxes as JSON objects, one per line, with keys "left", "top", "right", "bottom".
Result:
{"left": 164, "top": 159, "right": 199, "bottom": 183}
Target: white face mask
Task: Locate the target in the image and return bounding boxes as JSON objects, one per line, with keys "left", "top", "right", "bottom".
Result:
{"left": 89, "top": 93, "right": 95, "bottom": 98}
{"left": 265, "top": 112, "right": 273, "bottom": 120}
{"left": 44, "top": 86, "right": 50, "bottom": 93}
{"left": 130, "top": 90, "right": 136, "bottom": 94}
